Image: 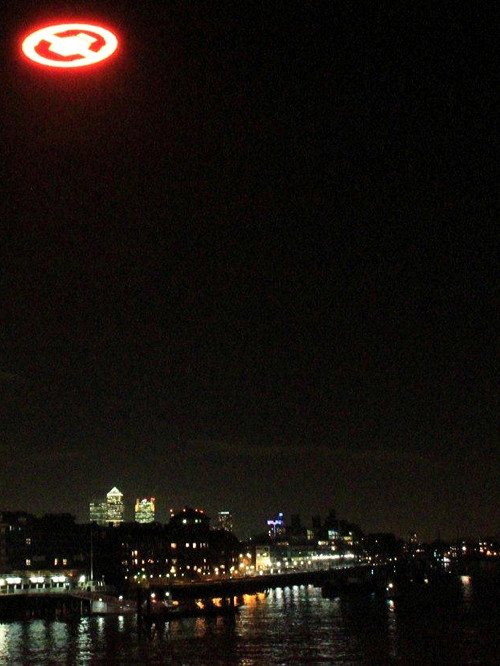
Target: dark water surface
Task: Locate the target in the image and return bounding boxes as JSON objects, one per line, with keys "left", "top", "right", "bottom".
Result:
{"left": 0, "top": 570, "right": 498, "bottom": 664}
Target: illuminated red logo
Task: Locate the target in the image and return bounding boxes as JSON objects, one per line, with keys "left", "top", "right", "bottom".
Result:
{"left": 21, "top": 23, "right": 118, "bottom": 68}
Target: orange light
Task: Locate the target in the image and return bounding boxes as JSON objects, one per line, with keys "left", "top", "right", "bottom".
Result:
{"left": 21, "top": 23, "right": 118, "bottom": 69}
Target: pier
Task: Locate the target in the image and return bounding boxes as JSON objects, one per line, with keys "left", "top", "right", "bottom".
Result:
{"left": 0, "top": 574, "right": 135, "bottom": 620}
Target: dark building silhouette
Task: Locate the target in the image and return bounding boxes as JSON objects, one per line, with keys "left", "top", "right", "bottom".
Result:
{"left": 363, "top": 533, "right": 401, "bottom": 559}
{"left": 0, "top": 512, "right": 90, "bottom": 574}
{"left": 0, "top": 507, "right": 240, "bottom": 593}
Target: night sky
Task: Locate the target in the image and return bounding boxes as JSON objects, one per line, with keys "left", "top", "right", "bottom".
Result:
{"left": 0, "top": 1, "right": 497, "bottom": 540}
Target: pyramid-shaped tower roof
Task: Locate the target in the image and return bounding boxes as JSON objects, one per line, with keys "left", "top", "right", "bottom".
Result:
{"left": 107, "top": 487, "right": 123, "bottom": 497}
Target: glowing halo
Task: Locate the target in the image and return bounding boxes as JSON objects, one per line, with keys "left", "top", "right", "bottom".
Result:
{"left": 21, "top": 23, "right": 118, "bottom": 68}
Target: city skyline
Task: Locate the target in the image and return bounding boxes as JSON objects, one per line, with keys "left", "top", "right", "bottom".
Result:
{"left": 0, "top": 2, "right": 497, "bottom": 543}
{"left": 2, "top": 484, "right": 498, "bottom": 543}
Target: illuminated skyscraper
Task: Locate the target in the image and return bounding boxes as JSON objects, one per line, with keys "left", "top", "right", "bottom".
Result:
{"left": 135, "top": 497, "right": 155, "bottom": 523}
{"left": 89, "top": 487, "right": 125, "bottom": 526}
{"left": 89, "top": 500, "right": 107, "bottom": 525}
{"left": 106, "top": 487, "right": 124, "bottom": 525}
{"left": 217, "top": 510, "right": 234, "bottom": 532}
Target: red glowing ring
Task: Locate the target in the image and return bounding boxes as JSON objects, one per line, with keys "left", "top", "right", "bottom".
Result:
{"left": 21, "top": 23, "right": 118, "bottom": 68}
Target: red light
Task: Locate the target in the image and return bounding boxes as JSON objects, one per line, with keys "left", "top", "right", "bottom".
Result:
{"left": 21, "top": 23, "right": 118, "bottom": 69}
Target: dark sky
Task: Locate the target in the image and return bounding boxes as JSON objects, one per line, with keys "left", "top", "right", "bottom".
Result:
{"left": 0, "top": 1, "right": 497, "bottom": 540}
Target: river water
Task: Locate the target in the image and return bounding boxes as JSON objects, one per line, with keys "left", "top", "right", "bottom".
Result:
{"left": 0, "top": 569, "right": 498, "bottom": 664}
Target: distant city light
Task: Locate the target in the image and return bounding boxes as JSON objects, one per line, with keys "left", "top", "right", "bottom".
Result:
{"left": 21, "top": 23, "right": 118, "bottom": 69}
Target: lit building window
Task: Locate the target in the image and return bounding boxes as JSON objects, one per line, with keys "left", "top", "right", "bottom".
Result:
{"left": 26, "top": 559, "right": 31, "bottom": 566}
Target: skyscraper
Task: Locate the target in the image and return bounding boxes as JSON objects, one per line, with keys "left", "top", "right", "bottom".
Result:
{"left": 89, "top": 500, "right": 107, "bottom": 525}
{"left": 106, "top": 487, "right": 124, "bottom": 525}
{"left": 135, "top": 497, "right": 155, "bottom": 523}
{"left": 89, "top": 487, "right": 125, "bottom": 526}
{"left": 216, "top": 510, "right": 234, "bottom": 533}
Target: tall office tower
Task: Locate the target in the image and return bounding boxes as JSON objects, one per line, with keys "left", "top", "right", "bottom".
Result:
{"left": 106, "top": 487, "right": 125, "bottom": 525}
{"left": 217, "top": 510, "right": 233, "bottom": 532}
{"left": 135, "top": 497, "right": 155, "bottom": 523}
{"left": 89, "top": 487, "right": 125, "bottom": 525}
{"left": 89, "top": 500, "right": 108, "bottom": 525}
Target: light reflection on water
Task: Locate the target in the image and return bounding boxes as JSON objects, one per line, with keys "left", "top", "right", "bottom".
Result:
{"left": 386, "top": 598, "right": 398, "bottom": 660}
{"left": 0, "top": 574, "right": 497, "bottom": 664}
